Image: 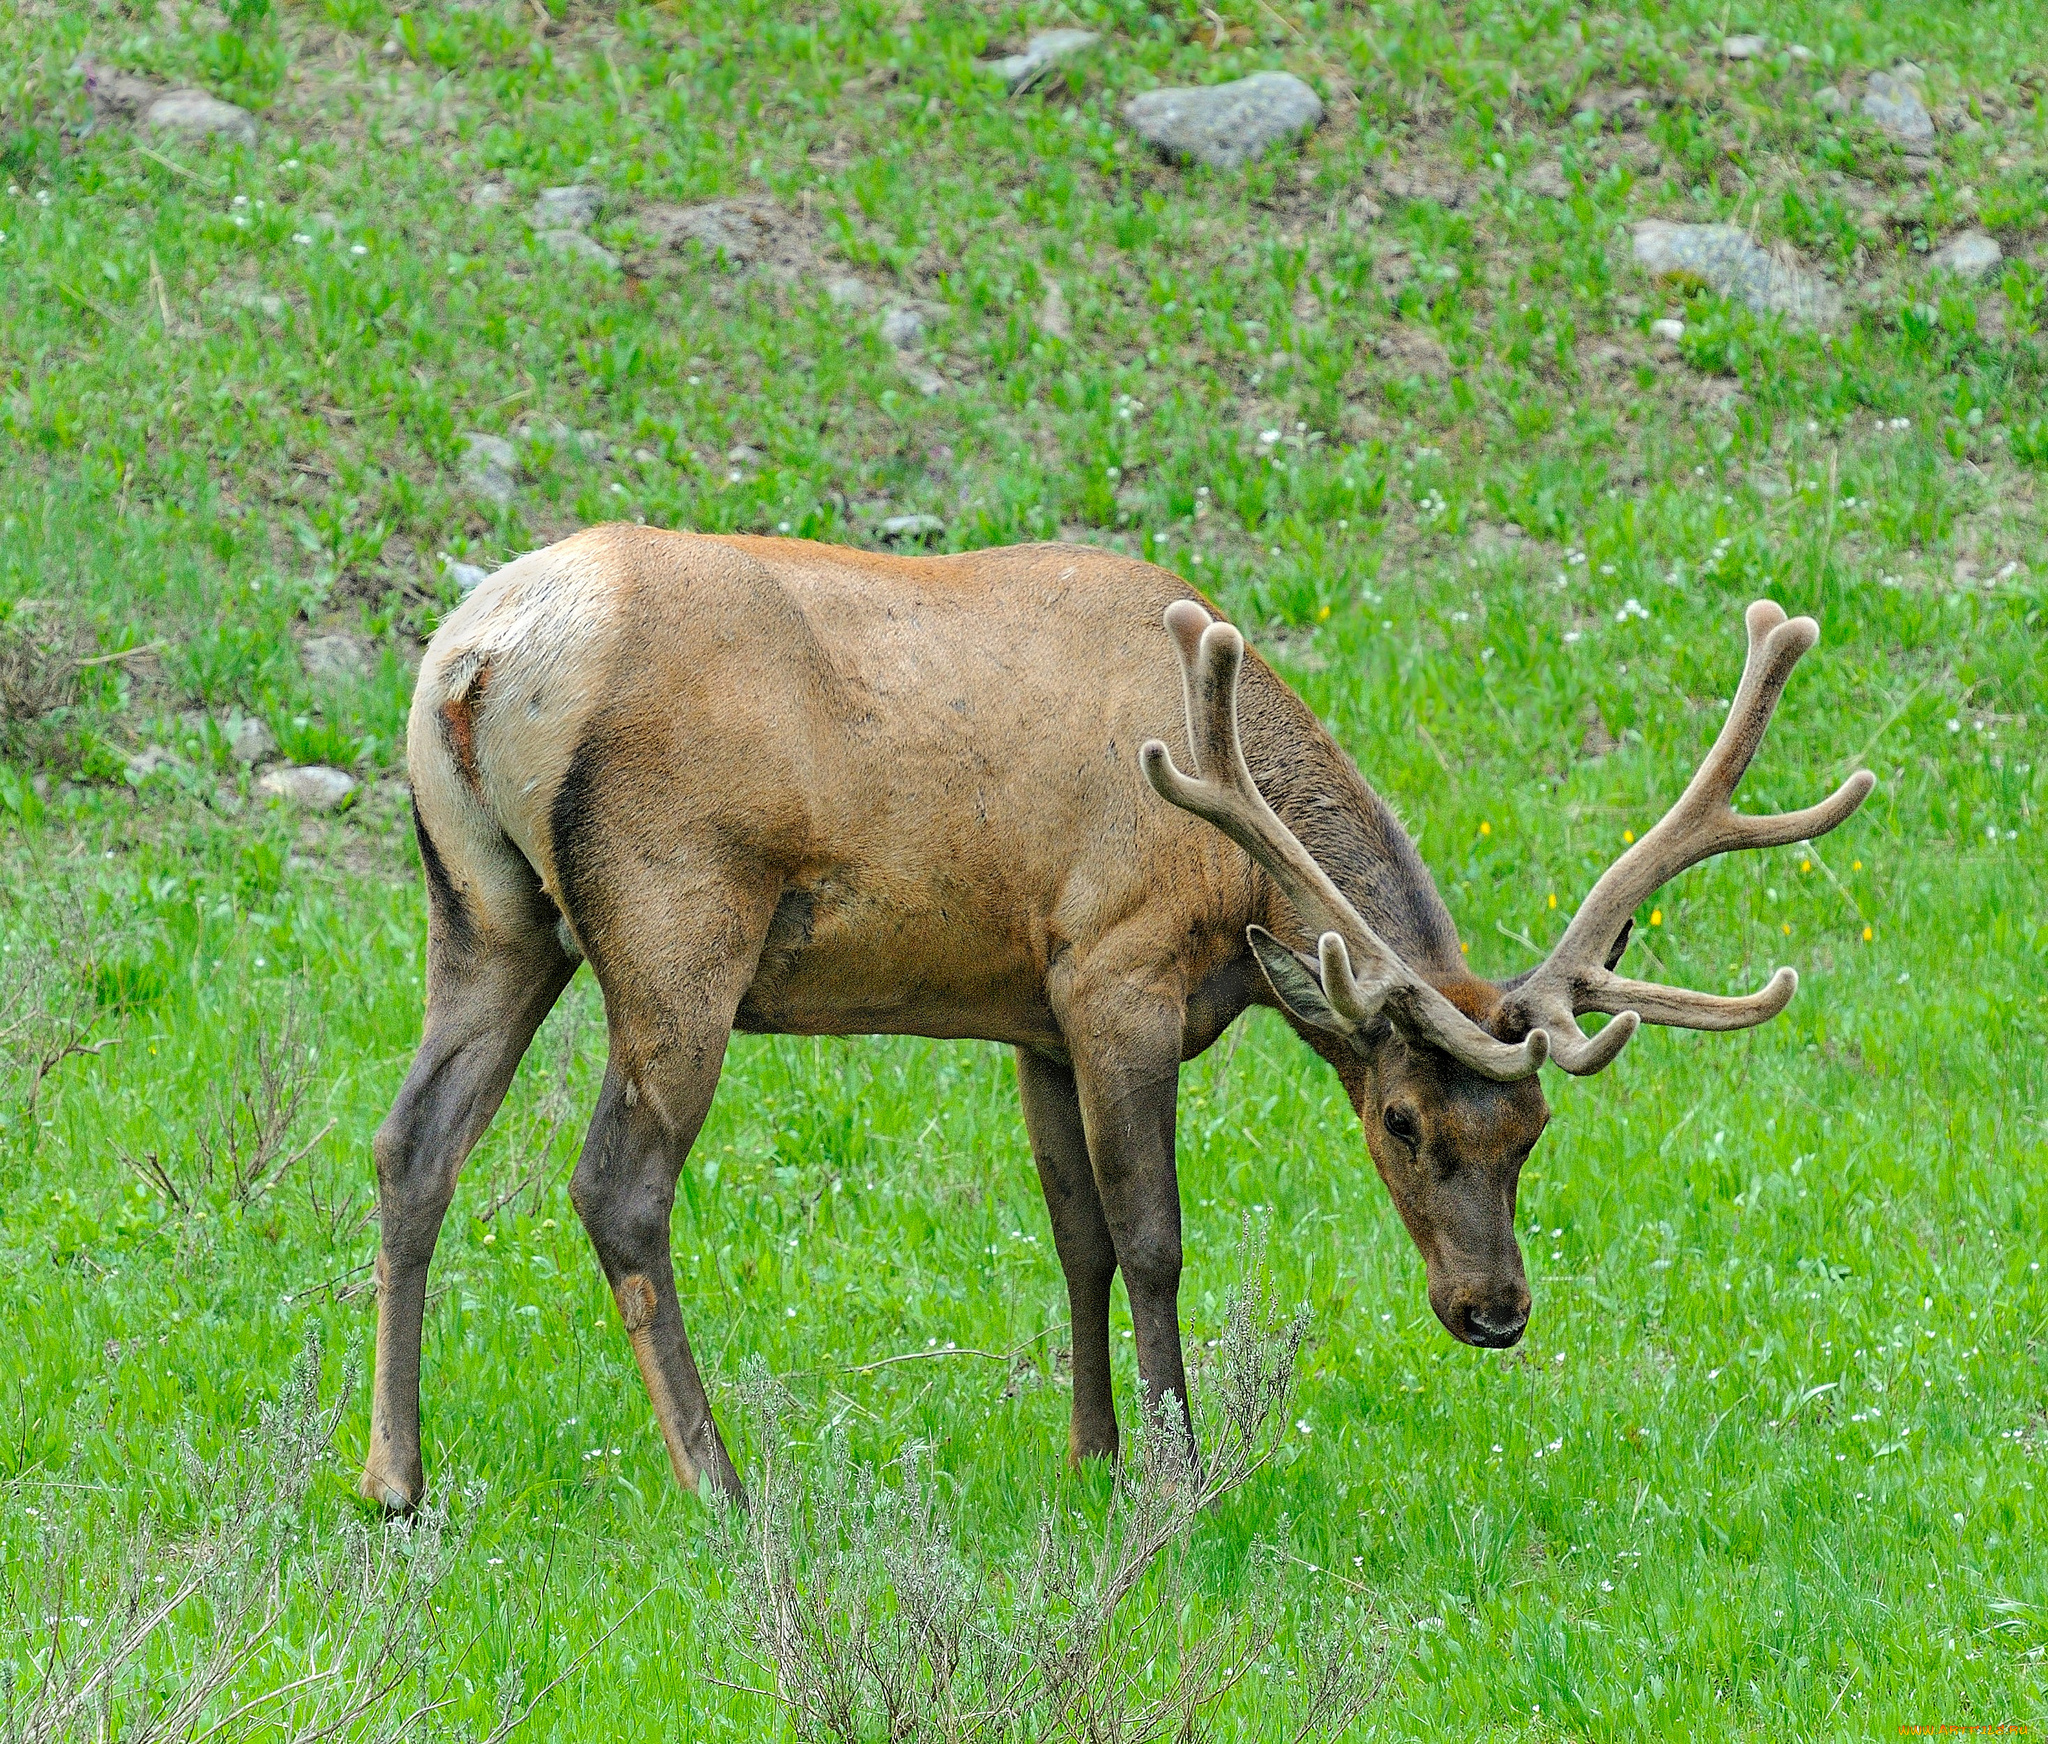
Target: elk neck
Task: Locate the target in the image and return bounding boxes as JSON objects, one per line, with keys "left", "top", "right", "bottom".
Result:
{"left": 1234, "top": 657, "right": 1473, "bottom": 986}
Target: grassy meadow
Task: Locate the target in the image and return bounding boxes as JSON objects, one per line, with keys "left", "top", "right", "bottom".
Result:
{"left": 3, "top": 0, "right": 2047, "bottom": 1735}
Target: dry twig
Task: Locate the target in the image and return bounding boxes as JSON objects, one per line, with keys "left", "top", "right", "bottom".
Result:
{"left": 703, "top": 1227, "right": 1387, "bottom": 1742}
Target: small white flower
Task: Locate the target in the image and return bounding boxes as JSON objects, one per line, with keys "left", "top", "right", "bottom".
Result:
{"left": 292, "top": 232, "right": 312, "bottom": 244}
{"left": 1296, "top": 1418, "right": 1313, "bottom": 1435}
{"left": 350, "top": 243, "right": 367, "bottom": 256}
{"left": 1259, "top": 428, "right": 1280, "bottom": 444}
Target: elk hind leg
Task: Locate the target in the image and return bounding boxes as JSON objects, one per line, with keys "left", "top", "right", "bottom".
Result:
{"left": 363, "top": 928, "right": 574, "bottom": 1510}
{"left": 569, "top": 922, "right": 765, "bottom": 1502}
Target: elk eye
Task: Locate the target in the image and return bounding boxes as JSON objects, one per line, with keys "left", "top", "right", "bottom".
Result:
{"left": 1382, "top": 1105, "right": 1419, "bottom": 1144}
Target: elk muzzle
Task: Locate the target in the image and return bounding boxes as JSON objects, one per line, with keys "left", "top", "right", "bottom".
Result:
{"left": 1429, "top": 1270, "right": 1532, "bottom": 1349}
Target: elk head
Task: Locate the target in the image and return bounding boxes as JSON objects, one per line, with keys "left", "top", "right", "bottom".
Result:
{"left": 1141, "top": 598, "right": 1873, "bottom": 1349}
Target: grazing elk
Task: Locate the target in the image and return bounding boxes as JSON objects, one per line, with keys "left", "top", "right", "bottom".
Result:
{"left": 360, "top": 527, "right": 1871, "bottom": 1509}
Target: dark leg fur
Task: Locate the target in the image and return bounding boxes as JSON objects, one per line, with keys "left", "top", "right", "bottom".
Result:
{"left": 1064, "top": 996, "right": 1192, "bottom": 1443}
{"left": 362, "top": 939, "right": 575, "bottom": 1509}
{"left": 1016, "top": 1048, "right": 1121, "bottom": 1463}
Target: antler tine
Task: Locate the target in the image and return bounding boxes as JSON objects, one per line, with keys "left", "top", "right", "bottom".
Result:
{"left": 1141, "top": 602, "right": 1548, "bottom": 1081}
{"left": 1144, "top": 601, "right": 1378, "bottom": 953}
{"left": 1510, "top": 599, "right": 1875, "bottom": 1075}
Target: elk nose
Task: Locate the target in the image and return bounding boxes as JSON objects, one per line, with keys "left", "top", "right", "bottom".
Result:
{"left": 1464, "top": 1304, "right": 1528, "bottom": 1348}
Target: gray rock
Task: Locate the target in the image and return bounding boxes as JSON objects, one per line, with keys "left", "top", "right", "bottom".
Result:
{"left": 1863, "top": 70, "right": 1934, "bottom": 143}
{"left": 1123, "top": 72, "right": 1323, "bottom": 171}
{"left": 470, "top": 181, "right": 509, "bottom": 208}
{"left": 1930, "top": 229, "right": 2003, "bottom": 280}
{"left": 76, "top": 58, "right": 163, "bottom": 122}
{"left": 144, "top": 89, "right": 256, "bottom": 146}
{"left": 124, "top": 745, "right": 182, "bottom": 783}
{"left": 255, "top": 764, "right": 358, "bottom": 811}
{"left": 824, "top": 275, "right": 873, "bottom": 308}
{"left": 224, "top": 715, "right": 276, "bottom": 764}
{"left": 531, "top": 184, "right": 601, "bottom": 230}
{"left": 1521, "top": 159, "right": 1572, "bottom": 200}
{"left": 1813, "top": 84, "right": 1848, "bottom": 115}
{"left": 1632, "top": 220, "right": 1841, "bottom": 324}
{"left": 880, "top": 514, "right": 945, "bottom": 540}
{"left": 458, "top": 432, "right": 518, "bottom": 506}
{"left": 535, "top": 228, "right": 618, "bottom": 269}
{"left": 1650, "top": 317, "right": 1686, "bottom": 342}
{"left": 443, "top": 557, "right": 492, "bottom": 594}
{"left": 899, "top": 363, "right": 948, "bottom": 398}
{"left": 301, "top": 633, "right": 372, "bottom": 682}
{"left": 1719, "top": 34, "right": 1768, "bottom": 60}
{"left": 979, "top": 29, "right": 1098, "bottom": 93}
{"left": 880, "top": 307, "right": 926, "bottom": 351}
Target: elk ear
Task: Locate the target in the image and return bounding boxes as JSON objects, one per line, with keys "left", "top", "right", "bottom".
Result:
{"left": 1248, "top": 925, "right": 1356, "bottom": 1037}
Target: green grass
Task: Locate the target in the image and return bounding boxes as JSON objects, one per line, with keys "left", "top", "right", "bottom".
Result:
{"left": 3, "top": 0, "right": 2047, "bottom": 1735}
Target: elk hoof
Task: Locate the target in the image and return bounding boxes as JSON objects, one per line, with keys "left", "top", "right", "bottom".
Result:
{"left": 358, "top": 1464, "right": 420, "bottom": 1514}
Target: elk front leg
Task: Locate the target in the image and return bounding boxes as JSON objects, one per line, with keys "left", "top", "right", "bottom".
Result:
{"left": 1015, "top": 1047, "right": 1120, "bottom": 1464}
{"left": 1065, "top": 995, "right": 1192, "bottom": 1444}
{"left": 364, "top": 945, "right": 575, "bottom": 1510}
